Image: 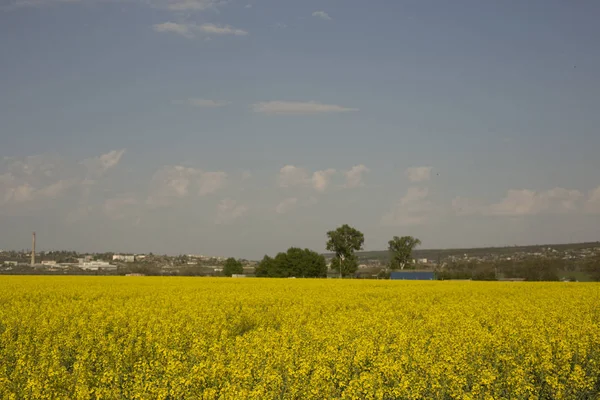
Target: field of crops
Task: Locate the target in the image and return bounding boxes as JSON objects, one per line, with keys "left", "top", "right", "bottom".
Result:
{"left": 1, "top": 277, "right": 599, "bottom": 399}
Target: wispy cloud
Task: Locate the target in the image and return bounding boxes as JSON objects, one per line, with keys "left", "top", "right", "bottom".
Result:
{"left": 381, "top": 187, "right": 437, "bottom": 226}
{"left": 311, "top": 169, "right": 336, "bottom": 192}
{"left": 83, "top": 149, "right": 125, "bottom": 178}
{"left": 153, "top": 22, "right": 195, "bottom": 38}
{"left": 586, "top": 186, "right": 600, "bottom": 214}
{"left": 154, "top": 0, "right": 224, "bottom": 11}
{"left": 0, "top": 150, "right": 124, "bottom": 212}
{"left": 406, "top": 166, "right": 433, "bottom": 183}
{"left": 146, "top": 165, "right": 227, "bottom": 207}
{"left": 344, "top": 165, "right": 369, "bottom": 188}
{"left": 277, "top": 165, "right": 367, "bottom": 192}
{"left": 253, "top": 101, "right": 358, "bottom": 115}
{"left": 173, "top": 98, "right": 230, "bottom": 107}
{"left": 278, "top": 165, "right": 337, "bottom": 192}
{"left": 199, "top": 23, "right": 248, "bottom": 36}
{"left": 5, "top": 0, "right": 226, "bottom": 12}
{"left": 5, "top": 0, "right": 81, "bottom": 9}
{"left": 153, "top": 22, "right": 248, "bottom": 38}
{"left": 312, "top": 11, "right": 332, "bottom": 20}
{"left": 216, "top": 198, "right": 248, "bottom": 224}
{"left": 453, "top": 187, "right": 585, "bottom": 217}
{"left": 275, "top": 197, "right": 298, "bottom": 214}
{"left": 278, "top": 165, "right": 310, "bottom": 188}
{"left": 198, "top": 171, "right": 227, "bottom": 196}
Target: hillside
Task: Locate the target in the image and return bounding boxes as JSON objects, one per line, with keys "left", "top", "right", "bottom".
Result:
{"left": 324, "top": 242, "right": 600, "bottom": 262}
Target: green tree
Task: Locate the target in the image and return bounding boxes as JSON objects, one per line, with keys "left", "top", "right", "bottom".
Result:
{"left": 284, "top": 247, "right": 327, "bottom": 278}
{"left": 223, "top": 258, "right": 243, "bottom": 277}
{"left": 388, "top": 236, "right": 422, "bottom": 270}
{"left": 299, "top": 249, "right": 328, "bottom": 278}
{"left": 255, "top": 255, "right": 275, "bottom": 277}
{"left": 256, "top": 249, "right": 327, "bottom": 278}
{"left": 329, "top": 254, "right": 359, "bottom": 277}
{"left": 326, "top": 224, "right": 364, "bottom": 278}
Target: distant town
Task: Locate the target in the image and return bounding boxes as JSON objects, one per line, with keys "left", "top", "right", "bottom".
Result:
{"left": 2, "top": 233, "right": 599, "bottom": 281}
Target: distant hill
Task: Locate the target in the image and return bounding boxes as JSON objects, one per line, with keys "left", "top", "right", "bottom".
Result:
{"left": 324, "top": 242, "right": 600, "bottom": 262}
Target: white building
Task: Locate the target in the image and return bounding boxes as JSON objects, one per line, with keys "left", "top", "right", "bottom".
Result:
{"left": 41, "top": 260, "right": 57, "bottom": 266}
{"left": 80, "top": 261, "right": 117, "bottom": 271}
{"left": 112, "top": 254, "right": 135, "bottom": 262}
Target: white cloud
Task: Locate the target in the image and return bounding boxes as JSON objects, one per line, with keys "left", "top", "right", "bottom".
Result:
{"left": 586, "top": 186, "right": 600, "bottom": 214}
{"left": 381, "top": 187, "right": 435, "bottom": 226}
{"left": 253, "top": 101, "right": 358, "bottom": 115}
{"left": 344, "top": 164, "right": 369, "bottom": 188}
{"left": 36, "top": 180, "right": 73, "bottom": 198}
{"left": 453, "top": 187, "right": 585, "bottom": 217}
{"left": 487, "top": 189, "right": 540, "bottom": 216}
{"left": 2, "top": 183, "right": 35, "bottom": 204}
{"left": 275, "top": 197, "right": 298, "bottom": 214}
{"left": 6, "top": 0, "right": 224, "bottom": 11}
{"left": 277, "top": 166, "right": 339, "bottom": 192}
{"left": 491, "top": 188, "right": 583, "bottom": 216}
{"left": 198, "top": 171, "right": 227, "bottom": 196}
{"left": 175, "top": 98, "right": 230, "bottom": 107}
{"left": 98, "top": 149, "right": 125, "bottom": 171}
{"left": 153, "top": 22, "right": 195, "bottom": 38}
{"left": 278, "top": 165, "right": 310, "bottom": 188}
{"left": 311, "top": 169, "right": 336, "bottom": 192}
{"left": 277, "top": 165, "right": 367, "bottom": 191}
{"left": 155, "top": 0, "right": 223, "bottom": 11}
{"left": 147, "top": 165, "right": 198, "bottom": 207}
{"left": 406, "top": 166, "right": 432, "bottom": 183}
{"left": 147, "top": 165, "right": 227, "bottom": 207}
{"left": 199, "top": 23, "right": 248, "bottom": 36}
{"left": 312, "top": 11, "right": 331, "bottom": 20}
{"left": 216, "top": 198, "right": 248, "bottom": 224}
{"left": 5, "top": 0, "right": 81, "bottom": 9}
{"left": 83, "top": 149, "right": 125, "bottom": 178}
{"left": 153, "top": 22, "right": 247, "bottom": 38}
{"left": 0, "top": 155, "right": 87, "bottom": 207}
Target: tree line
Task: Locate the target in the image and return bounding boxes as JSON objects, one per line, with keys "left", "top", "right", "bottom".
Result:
{"left": 242, "top": 224, "right": 422, "bottom": 278}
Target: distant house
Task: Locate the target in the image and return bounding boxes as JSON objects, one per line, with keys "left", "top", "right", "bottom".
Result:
{"left": 80, "top": 261, "right": 117, "bottom": 271}
{"left": 112, "top": 254, "right": 135, "bottom": 262}
{"left": 390, "top": 271, "right": 436, "bottom": 280}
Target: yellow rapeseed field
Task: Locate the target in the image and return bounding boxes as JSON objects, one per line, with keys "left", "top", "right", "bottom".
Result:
{"left": 1, "top": 277, "right": 599, "bottom": 399}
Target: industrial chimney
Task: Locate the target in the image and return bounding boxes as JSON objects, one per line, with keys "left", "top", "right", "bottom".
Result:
{"left": 31, "top": 232, "right": 36, "bottom": 266}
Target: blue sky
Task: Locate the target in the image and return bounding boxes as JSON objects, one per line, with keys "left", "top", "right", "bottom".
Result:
{"left": 1, "top": 0, "right": 600, "bottom": 258}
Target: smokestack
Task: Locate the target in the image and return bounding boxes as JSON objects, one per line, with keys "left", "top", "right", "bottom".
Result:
{"left": 31, "top": 232, "right": 36, "bottom": 266}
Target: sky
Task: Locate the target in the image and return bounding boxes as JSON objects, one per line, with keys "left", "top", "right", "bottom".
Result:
{"left": 1, "top": 0, "right": 600, "bottom": 259}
